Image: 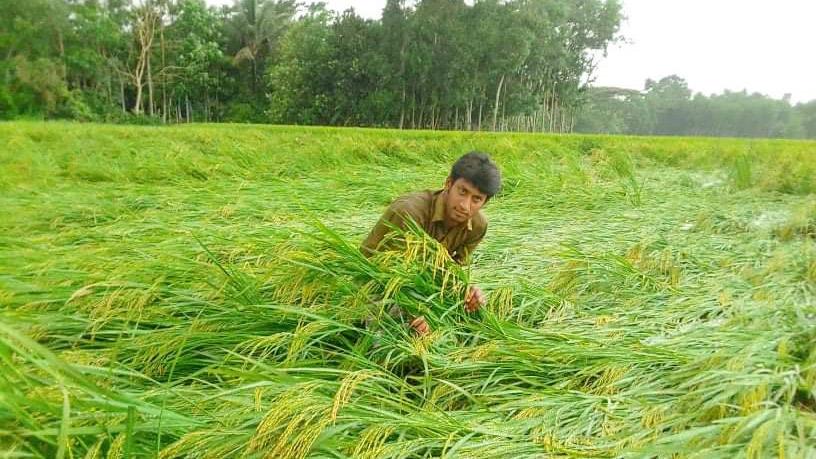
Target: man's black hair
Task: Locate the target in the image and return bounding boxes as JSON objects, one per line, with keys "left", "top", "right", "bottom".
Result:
{"left": 450, "top": 151, "right": 501, "bottom": 197}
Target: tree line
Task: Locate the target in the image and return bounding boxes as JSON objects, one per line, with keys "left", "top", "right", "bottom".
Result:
{"left": 3, "top": 0, "right": 814, "bottom": 139}
{"left": 576, "top": 75, "right": 816, "bottom": 139}
{"left": 1, "top": 0, "right": 622, "bottom": 132}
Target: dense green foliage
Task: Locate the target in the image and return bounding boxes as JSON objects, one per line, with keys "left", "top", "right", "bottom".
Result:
{"left": 4, "top": 1, "right": 813, "bottom": 138}
{"left": 1, "top": 121, "right": 815, "bottom": 457}
{"left": 0, "top": 0, "right": 622, "bottom": 132}
{"left": 576, "top": 75, "right": 816, "bottom": 139}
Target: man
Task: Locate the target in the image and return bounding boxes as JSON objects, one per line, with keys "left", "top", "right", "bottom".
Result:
{"left": 361, "top": 151, "right": 501, "bottom": 336}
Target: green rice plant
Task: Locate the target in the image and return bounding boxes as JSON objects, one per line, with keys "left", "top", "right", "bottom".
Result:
{"left": 774, "top": 200, "right": 816, "bottom": 241}
{"left": 730, "top": 153, "right": 753, "bottom": 190}
{"left": 2, "top": 122, "right": 815, "bottom": 458}
{"left": 606, "top": 149, "right": 644, "bottom": 206}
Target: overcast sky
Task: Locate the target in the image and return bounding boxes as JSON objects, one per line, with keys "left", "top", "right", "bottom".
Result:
{"left": 594, "top": 0, "right": 816, "bottom": 103}
{"left": 211, "top": 0, "right": 816, "bottom": 103}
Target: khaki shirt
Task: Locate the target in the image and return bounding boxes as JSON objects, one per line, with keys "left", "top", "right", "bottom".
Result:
{"left": 361, "top": 189, "right": 487, "bottom": 264}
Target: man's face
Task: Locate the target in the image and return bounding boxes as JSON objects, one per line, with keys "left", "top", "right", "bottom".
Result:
{"left": 444, "top": 177, "right": 488, "bottom": 224}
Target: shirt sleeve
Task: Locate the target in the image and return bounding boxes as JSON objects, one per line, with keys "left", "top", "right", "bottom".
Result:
{"left": 453, "top": 223, "right": 487, "bottom": 265}
{"left": 360, "top": 201, "right": 416, "bottom": 257}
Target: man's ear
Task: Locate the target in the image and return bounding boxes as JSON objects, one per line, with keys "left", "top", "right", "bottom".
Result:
{"left": 444, "top": 176, "right": 453, "bottom": 190}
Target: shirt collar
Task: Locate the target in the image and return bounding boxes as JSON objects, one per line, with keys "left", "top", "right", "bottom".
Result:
{"left": 432, "top": 189, "right": 473, "bottom": 231}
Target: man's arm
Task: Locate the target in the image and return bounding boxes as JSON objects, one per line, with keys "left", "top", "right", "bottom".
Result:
{"left": 454, "top": 224, "right": 488, "bottom": 313}
{"left": 361, "top": 201, "right": 431, "bottom": 335}
{"left": 360, "top": 201, "right": 415, "bottom": 257}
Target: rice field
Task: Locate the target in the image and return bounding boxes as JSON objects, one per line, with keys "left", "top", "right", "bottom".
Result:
{"left": 1, "top": 121, "right": 815, "bottom": 458}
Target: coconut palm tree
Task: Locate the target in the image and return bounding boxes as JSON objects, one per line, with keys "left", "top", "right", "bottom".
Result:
{"left": 226, "top": 0, "right": 298, "bottom": 92}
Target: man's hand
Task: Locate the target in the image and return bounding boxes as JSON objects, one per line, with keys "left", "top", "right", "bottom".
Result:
{"left": 465, "top": 286, "right": 486, "bottom": 313}
{"left": 410, "top": 316, "right": 430, "bottom": 336}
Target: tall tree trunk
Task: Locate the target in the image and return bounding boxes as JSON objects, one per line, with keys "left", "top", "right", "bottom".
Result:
{"left": 398, "top": 23, "right": 408, "bottom": 130}
{"left": 548, "top": 90, "right": 556, "bottom": 132}
{"left": 410, "top": 91, "right": 415, "bottom": 128}
{"left": 133, "top": 58, "right": 145, "bottom": 114}
{"left": 251, "top": 59, "right": 257, "bottom": 94}
{"left": 106, "top": 74, "right": 112, "bottom": 107}
{"left": 215, "top": 74, "right": 221, "bottom": 122}
{"left": 466, "top": 98, "right": 472, "bottom": 131}
{"left": 500, "top": 87, "right": 507, "bottom": 131}
{"left": 134, "top": 81, "right": 143, "bottom": 114}
{"left": 454, "top": 106, "right": 459, "bottom": 131}
{"left": 56, "top": 29, "right": 66, "bottom": 82}
{"left": 477, "top": 87, "right": 484, "bottom": 131}
{"left": 160, "top": 14, "right": 167, "bottom": 123}
{"left": 206, "top": 90, "right": 210, "bottom": 122}
{"left": 131, "top": 5, "right": 157, "bottom": 114}
{"left": 477, "top": 101, "right": 483, "bottom": 131}
{"left": 399, "top": 86, "right": 406, "bottom": 129}
{"left": 147, "top": 52, "right": 154, "bottom": 116}
{"left": 120, "top": 77, "right": 126, "bottom": 113}
{"left": 492, "top": 74, "right": 505, "bottom": 132}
